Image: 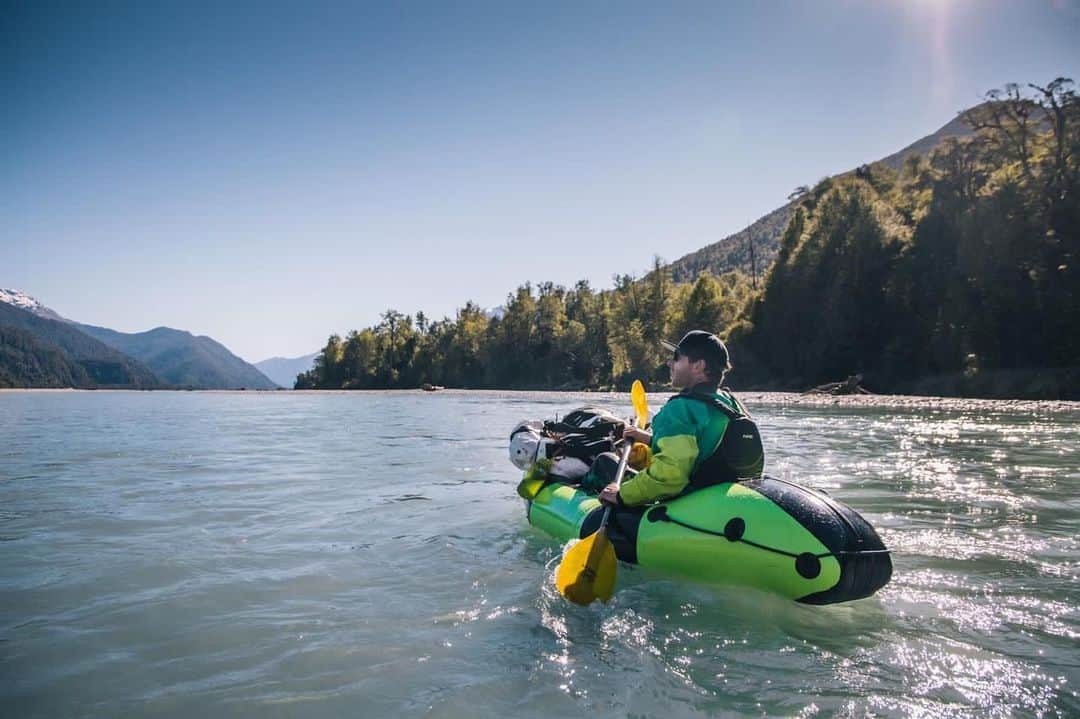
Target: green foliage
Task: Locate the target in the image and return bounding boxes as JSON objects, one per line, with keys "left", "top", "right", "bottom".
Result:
{"left": 296, "top": 268, "right": 753, "bottom": 390}
{"left": 0, "top": 324, "right": 90, "bottom": 388}
{"left": 750, "top": 179, "right": 909, "bottom": 385}
{"left": 746, "top": 77, "right": 1079, "bottom": 393}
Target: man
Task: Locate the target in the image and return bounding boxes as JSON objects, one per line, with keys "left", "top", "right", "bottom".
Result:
{"left": 598, "top": 330, "right": 764, "bottom": 507}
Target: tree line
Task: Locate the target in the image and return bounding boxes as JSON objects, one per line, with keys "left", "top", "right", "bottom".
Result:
{"left": 295, "top": 264, "right": 757, "bottom": 390}
{"left": 298, "top": 78, "right": 1078, "bottom": 397}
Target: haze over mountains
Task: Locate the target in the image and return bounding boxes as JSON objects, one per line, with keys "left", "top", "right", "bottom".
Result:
{"left": 76, "top": 324, "right": 278, "bottom": 390}
{"left": 254, "top": 354, "right": 318, "bottom": 389}
{"left": 0, "top": 290, "right": 277, "bottom": 389}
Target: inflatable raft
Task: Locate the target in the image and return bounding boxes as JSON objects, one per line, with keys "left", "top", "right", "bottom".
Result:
{"left": 526, "top": 475, "right": 892, "bottom": 604}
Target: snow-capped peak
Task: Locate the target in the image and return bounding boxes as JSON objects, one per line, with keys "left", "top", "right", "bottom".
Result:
{"left": 0, "top": 288, "right": 67, "bottom": 321}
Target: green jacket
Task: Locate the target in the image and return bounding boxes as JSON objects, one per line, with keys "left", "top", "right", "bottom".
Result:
{"left": 618, "top": 384, "right": 738, "bottom": 506}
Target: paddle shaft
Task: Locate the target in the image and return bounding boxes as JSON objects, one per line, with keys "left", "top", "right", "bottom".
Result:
{"left": 596, "top": 421, "right": 636, "bottom": 530}
{"left": 577, "top": 435, "right": 633, "bottom": 576}
{"left": 554, "top": 380, "right": 648, "bottom": 604}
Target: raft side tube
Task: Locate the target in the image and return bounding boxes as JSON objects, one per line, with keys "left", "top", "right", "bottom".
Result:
{"left": 528, "top": 483, "right": 601, "bottom": 541}
{"left": 742, "top": 477, "right": 893, "bottom": 604}
{"left": 635, "top": 483, "right": 843, "bottom": 598}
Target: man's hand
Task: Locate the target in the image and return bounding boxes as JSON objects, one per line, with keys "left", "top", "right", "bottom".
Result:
{"left": 599, "top": 483, "right": 621, "bottom": 505}
{"left": 623, "top": 426, "right": 652, "bottom": 444}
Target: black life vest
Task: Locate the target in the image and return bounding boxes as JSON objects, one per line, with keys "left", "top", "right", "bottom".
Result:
{"left": 675, "top": 389, "right": 765, "bottom": 487}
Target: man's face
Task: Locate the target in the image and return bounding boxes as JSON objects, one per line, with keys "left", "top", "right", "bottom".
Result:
{"left": 668, "top": 352, "right": 699, "bottom": 389}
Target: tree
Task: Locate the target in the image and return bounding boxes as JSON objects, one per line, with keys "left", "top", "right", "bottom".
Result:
{"left": 676, "top": 274, "right": 716, "bottom": 336}
{"left": 963, "top": 83, "right": 1038, "bottom": 179}
{"left": 447, "top": 301, "right": 490, "bottom": 387}
{"left": 376, "top": 309, "right": 409, "bottom": 385}
{"left": 535, "top": 282, "right": 568, "bottom": 385}
{"left": 788, "top": 185, "right": 810, "bottom": 201}
{"left": 305, "top": 333, "right": 345, "bottom": 388}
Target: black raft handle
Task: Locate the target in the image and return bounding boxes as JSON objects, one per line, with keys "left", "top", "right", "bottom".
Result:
{"left": 646, "top": 507, "right": 891, "bottom": 581}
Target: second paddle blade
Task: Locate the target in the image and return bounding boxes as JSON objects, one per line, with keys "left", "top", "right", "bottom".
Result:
{"left": 631, "top": 379, "right": 648, "bottom": 427}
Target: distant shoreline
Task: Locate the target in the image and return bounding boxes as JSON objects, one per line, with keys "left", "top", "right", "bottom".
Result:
{"left": 2, "top": 387, "right": 1077, "bottom": 412}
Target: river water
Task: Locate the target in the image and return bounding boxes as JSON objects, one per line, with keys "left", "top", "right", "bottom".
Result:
{"left": 1, "top": 390, "right": 1077, "bottom": 718}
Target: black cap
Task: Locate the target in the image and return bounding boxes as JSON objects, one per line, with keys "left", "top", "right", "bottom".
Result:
{"left": 661, "top": 330, "right": 731, "bottom": 376}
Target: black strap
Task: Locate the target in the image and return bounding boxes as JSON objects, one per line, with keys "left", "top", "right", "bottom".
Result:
{"left": 669, "top": 389, "right": 749, "bottom": 420}
{"left": 542, "top": 420, "right": 620, "bottom": 438}
{"left": 667, "top": 387, "right": 764, "bottom": 488}
{"left": 646, "top": 505, "right": 892, "bottom": 560}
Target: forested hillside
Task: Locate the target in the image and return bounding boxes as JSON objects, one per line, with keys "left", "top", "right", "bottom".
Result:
{"left": 0, "top": 291, "right": 276, "bottom": 389}
{"left": 738, "top": 79, "right": 1078, "bottom": 397}
{"left": 667, "top": 203, "right": 794, "bottom": 284}
{"left": 0, "top": 303, "right": 162, "bottom": 388}
{"left": 78, "top": 324, "right": 278, "bottom": 390}
{"left": 666, "top": 103, "right": 980, "bottom": 284}
{"left": 0, "top": 325, "right": 93, "bottom": 388}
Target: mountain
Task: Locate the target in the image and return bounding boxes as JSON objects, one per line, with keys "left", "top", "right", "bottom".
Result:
{"left": 0, "top": 302, "right": 162, "bottom": 388}
{"left": 0, "top": 289, "right": 278, "bottom": 389}
{"left": 669, "top": 202, "right": 795, "bottom": 284}
{"left": 77, "top": 324, "right": 280, "bottom": 390}
{"left": 0, "top": 288, "right": 68, "bottom": 322}
{"left": 0, "top": 324, "right": 94, "bottom": 388}
{"left": 667, "top": 109, "right": 979, "bottom": 283}
{"left": 877, "top": 111, "right": 977, "bottom": 170}
{"left": 255, "top": 352, "right": 318, "bottom": 388}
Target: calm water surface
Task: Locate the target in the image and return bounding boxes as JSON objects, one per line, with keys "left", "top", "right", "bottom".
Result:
{"left": 1, "top": 390, "right": 1077, "bottom": 718}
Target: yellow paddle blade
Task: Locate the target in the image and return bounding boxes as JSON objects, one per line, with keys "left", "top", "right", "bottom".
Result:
{"left": 631, "top": 379, "right": 648, "bottom": 428}
{"left": 555, "top": 529, "right": 618, "bottom": 605}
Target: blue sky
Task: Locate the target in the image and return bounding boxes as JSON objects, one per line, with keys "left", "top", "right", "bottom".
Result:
{"left": 4, "top": 1, "right": 1078, "bottom": 362}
